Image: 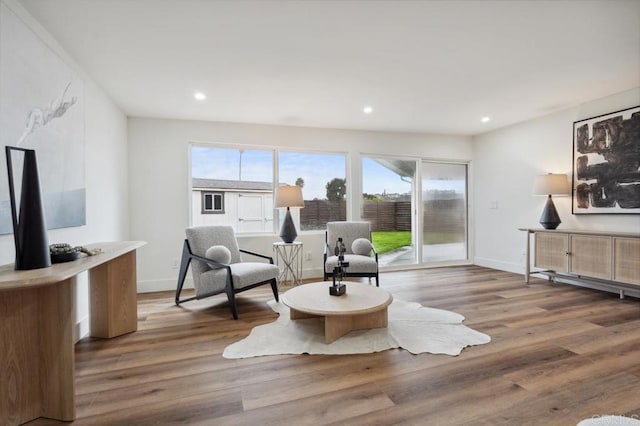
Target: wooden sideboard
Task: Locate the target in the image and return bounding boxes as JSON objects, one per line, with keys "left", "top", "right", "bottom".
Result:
{"left": 0, "top": 241, "right": 145, "bottom": 426}
{"left": 519, "top": 229, "right": 640, "bottom": 298}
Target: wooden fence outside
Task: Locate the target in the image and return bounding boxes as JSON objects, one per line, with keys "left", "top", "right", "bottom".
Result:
{"left": 300, "top": 199, "right": 465, "bottom": 234}
{"left": 300, "top": 200, "right": 346, "bottom": 231}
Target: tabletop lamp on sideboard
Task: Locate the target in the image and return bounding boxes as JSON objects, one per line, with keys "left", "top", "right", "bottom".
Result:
{"left": 275, "top": 185, "right": 304, "bottom": 243}
{"left": 532, "top": 173, "right": 571, "bottom": 229}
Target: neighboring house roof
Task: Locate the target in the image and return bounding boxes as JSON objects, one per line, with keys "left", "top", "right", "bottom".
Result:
{"left": 192, "top": 178, "right": 272, "bottom": 191}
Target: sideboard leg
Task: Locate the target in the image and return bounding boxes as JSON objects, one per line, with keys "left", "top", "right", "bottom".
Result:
{"left": 524, "top": 231, "right": 530, "bottom": 284}
{"left": 620, "top": 289, "right": 625, "bottom": 300}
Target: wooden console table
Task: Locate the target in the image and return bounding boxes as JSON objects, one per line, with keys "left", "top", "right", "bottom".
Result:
{"left": 0, "top": 241, "right": 145, "bottom": 425}
{"left": 519, "top": 228, "right": 639, "bottom": 298}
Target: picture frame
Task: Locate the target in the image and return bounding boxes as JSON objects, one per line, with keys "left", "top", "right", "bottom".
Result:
{"left": 572, "top": 105, "right": 640, "bottom": 215}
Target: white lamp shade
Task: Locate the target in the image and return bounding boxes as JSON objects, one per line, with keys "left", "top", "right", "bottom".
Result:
{"left": 532, "top": 173, "right": 570, "bottom": 196}
{"left": 275, "top": 185, "right": 304, "bottom": 208}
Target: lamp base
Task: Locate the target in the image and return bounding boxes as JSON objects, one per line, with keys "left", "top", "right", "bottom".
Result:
{"left": 539, "top": 195, "right": 561, "bottom": 230}
{"left": 279, "top": 208, "right": 298, "bottom": 243}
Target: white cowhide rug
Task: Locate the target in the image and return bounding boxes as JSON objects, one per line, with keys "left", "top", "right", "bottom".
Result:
{"left": 577, "top": 416, "right": 640, "bottom": 426}
{"left": 223, "top": 299, "right": 491, "bottom": 358}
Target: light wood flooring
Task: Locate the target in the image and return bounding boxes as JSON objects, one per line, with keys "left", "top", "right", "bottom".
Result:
{"left": 28, "top": 266, "right": 640, "bottom": 425}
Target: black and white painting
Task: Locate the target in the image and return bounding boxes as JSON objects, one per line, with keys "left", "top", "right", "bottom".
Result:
{"left": 572, "top": 106, "right": 640, "bottom": 214}
{"left": 0, "top": 3, "right": 85, "bottom": 235}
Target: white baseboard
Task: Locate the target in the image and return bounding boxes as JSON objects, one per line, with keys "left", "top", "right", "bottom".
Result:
{"left": 74, "top": 317, "right": 89, "bottom": 343}
{"left": 138, "top": 277, "right": 193, "bottom": 293}
{"left": 474, "top": 257, "right": 523, "bottom": 275}
{"left": 137, "top": 268, "right": 325, "bottom": 293}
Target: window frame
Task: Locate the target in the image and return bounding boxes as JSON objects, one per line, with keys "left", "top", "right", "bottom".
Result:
{"left": 189, "top": 141, "right": 349, "bottom": 234}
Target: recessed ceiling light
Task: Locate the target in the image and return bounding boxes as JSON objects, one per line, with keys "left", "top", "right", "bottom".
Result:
{"left": 194, "top": 92, "right": 206, "bottom": 101}
{"left": 363, "top": 106, "right": 373, "bottom": 114}
{"left": 481, "top": 116, "right": 491, "bottom": 123}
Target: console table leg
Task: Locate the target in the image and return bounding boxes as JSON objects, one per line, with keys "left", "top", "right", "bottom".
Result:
{"left": 38, "top": 278, "right": 76, "bottom": 421}
{"left": 90, "top": 251, "right": 138, "bottom": 338}
{"left": 0, "top": 278, "right": 76, "bottom": 425}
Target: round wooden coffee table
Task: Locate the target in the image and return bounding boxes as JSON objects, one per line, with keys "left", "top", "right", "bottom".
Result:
{"left": 281, "top": 281, "right": 393, "bottom": 343}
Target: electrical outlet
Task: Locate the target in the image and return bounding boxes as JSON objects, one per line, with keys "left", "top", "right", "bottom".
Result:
{"left": 305, "top": 251, "right": 312, "bottom": 261}
{"left": 171, "top": 258, "right": 179, "bottom": 269}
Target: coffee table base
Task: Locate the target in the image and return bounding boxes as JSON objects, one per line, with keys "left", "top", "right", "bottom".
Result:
{"left": 290, "top": 307, "right": 388, "bottom": 343}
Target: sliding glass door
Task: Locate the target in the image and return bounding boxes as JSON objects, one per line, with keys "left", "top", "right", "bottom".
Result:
{"left": 361, "top": 156, "right": 468, "bottom": 268}
{"left": 421, "top": 161, "right": 468, "bottom": 263}
{"left": 362, "top": 156, "right": 416, "bottom": 267}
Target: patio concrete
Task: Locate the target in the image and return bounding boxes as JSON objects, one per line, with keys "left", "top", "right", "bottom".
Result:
{"left": 378, "top": 243, "right": 466, "bottom": 267}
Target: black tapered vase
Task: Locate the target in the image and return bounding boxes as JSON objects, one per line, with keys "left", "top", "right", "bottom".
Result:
{"left": 6, "top": 147, "right": 51, "bottom": 270}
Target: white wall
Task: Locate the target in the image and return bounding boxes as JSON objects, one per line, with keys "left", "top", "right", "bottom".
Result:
{"left": 128, "top": 117, "right": 472, "bottom": 292}
{"left": 473, "top": 88, "right": 640, "bottom": 274}
{"left": 0, "top": 0, "right": 129, "bottom": 339}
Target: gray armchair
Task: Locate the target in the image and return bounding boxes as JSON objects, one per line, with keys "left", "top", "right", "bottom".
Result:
{"left": 324, "top": 221, "right": 379, "bottom": 286}
{"left": 176, "top": 226, "right": 279, "bottom": 319}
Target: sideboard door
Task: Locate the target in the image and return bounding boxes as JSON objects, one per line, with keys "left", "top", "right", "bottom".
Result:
{"left": 534, "top": 232, "right": 569, "bottom": 272}
{"left": 568, "top": 235, "right": 612, "bottom": 280}
{"left": 613, "top": 237, "right": 640, "bottom": 286}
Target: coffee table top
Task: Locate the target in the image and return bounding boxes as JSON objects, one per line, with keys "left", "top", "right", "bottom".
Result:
{"left": 282, "top": 282, "right": 392, "bottom": 316}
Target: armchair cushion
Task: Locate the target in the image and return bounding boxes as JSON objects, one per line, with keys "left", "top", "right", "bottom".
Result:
{"left": 352, "top": 238, "right": 373, "bottom": 256}
{"left": 198, "top": 262, "right": 279, "bottom": 296}
{"left": 205, "top": 245, "right": 231, "bottom": 268}
{"left": 325, "top": 254, "right": 377, "bottom": 274}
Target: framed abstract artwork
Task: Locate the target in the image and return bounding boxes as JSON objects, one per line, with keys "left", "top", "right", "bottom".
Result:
{"left": 572, "top": 105, "right": 640, "bottom": 215}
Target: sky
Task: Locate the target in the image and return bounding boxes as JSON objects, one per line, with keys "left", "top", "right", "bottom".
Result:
{"left": 192, "top": 146, "right": 465, "bottom": 199}
{"left": 192, "top": 146, "right": 346, "bottom": 200}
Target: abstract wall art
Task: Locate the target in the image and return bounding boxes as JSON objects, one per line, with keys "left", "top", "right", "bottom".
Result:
{"left": 0, "top": 3, "right": 85, "bottom": 235}
{"left": 572, "top": 106, "right": 640, "bottom": 215}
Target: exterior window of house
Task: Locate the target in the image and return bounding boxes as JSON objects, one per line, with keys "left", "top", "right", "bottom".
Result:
{"left": 201, "top": 191, "right": 224, "bottom": 214}
{"left": 278, "top": 151, "right": 347, "bottom": 231}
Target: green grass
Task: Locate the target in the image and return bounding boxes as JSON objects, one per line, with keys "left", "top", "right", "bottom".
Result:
{"left": 371, "top": 231, "right": 412, "bottom": 254}
{"left": 371, "top": 231, "right": 463, "bottom": 254}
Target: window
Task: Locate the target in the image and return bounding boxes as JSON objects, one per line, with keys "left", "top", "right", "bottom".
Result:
{"left": 201, "top": 191, "right": 224, "bottom": 214}
{"left": 191, "top": 144, "right": 346, "bottom": 233}
{"left": 191, "top": 146, "right": 274, "bottom": 232}
{"left": 278, "top": 151, "right": 347, "bottom": 231}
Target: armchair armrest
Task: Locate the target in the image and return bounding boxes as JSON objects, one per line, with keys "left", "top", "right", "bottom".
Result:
{"left": 240, "top": 248, "right": 275, "bottom": 264}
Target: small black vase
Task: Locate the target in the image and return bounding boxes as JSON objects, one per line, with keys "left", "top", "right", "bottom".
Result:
{"left": 6, "top": 147, "right": 51, "bottom": 270}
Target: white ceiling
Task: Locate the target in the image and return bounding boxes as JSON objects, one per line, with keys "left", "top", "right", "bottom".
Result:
{"left": 19, "top": 0, "right": 640, "bottom": 135}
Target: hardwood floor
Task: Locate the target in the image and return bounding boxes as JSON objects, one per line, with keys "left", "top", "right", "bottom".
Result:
{"left": 28, "top": 266, "right": 640, "bottom": 425}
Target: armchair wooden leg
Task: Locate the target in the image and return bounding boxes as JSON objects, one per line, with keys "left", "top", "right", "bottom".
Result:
{"left": 270, "top": 279, "right": 279, "bottom": 302}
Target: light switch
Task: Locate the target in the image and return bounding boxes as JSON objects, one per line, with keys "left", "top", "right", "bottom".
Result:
{"left": 489, "top": 201, "right": 498, "bottom": 209}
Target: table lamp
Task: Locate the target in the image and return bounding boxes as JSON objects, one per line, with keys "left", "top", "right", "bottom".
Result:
{"left": 275, "top": 185, "right": 304, "bottom": 243}
{"left": 532, "top": 173, "right": 570, "bottom": 229}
